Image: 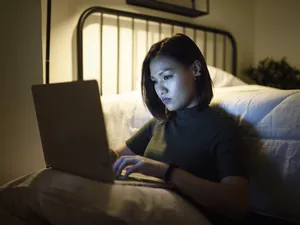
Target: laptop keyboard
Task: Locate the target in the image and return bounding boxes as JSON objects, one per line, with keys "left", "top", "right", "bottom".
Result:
{"left": 116, "top": 175, "right": 148, "bottom": 182}
{"left": 116, "top": 173, "right": 164, "bottom": 183}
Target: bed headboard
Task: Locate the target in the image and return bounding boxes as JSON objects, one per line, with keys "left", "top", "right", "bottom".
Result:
{"left": 76, "top": 6, "right": 237, "bottom": 95}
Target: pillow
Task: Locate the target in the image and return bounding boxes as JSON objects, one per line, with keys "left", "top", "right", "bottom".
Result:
{"left": 207, "top": 66, "right": 247, "bottom": 87}
{"left": 0, "top": 169, "right": 211, "bottom": 225}
{"left": 101, "top": 90, "right": 152, "bottom": 148}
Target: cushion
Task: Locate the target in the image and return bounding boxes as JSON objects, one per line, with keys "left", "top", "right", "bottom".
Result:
{"left": 0, "top": 168, "right": 211, "bottom": 225}
{"left": 207, "top": 65, "right": 247, "bottom": 87}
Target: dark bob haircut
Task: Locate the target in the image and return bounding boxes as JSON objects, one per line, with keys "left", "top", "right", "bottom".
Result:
{"left": 141, "top": 33, "right": 213, "bottom": 120}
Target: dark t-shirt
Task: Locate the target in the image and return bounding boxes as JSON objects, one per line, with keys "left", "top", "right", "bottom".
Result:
{"left": 126, "top": 105, "right": 248, "bottom": 182}
{"left": 125, "top": 105, "right": 249, "bottom": 225}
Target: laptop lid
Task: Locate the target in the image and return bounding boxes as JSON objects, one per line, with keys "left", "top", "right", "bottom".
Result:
{"left": 31, "top": 80, "right": 115, "bottom": 182}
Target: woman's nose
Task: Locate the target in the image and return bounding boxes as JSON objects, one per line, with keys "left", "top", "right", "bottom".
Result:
{"left": 156, "top": 83, "right": 168, "bottom": 96}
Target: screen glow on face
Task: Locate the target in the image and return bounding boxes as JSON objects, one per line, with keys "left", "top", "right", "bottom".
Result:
{"left": 150, "top": 56, "right": 199, "bottom": 111}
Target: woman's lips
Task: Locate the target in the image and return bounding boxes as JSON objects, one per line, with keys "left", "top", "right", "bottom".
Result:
{"left": 162, "top": 98, "right": 171, "bottom": 104}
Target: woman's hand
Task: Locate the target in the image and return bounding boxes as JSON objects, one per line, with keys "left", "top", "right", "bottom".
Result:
{"left": 113, "top": 155, "right": 169, "bottom": 179}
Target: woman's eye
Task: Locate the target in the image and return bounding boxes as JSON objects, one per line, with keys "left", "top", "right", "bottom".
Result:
{"left": 152, "top": 80, "right": 157, "bottom": 84}
{"left": 164, "top": 75, "right": 173, "bottom": 80}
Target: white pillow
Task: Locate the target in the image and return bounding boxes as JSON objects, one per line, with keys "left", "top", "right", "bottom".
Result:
{"left": 207, "top": 66, "right": 246, "bottom": 87}
{"left": 101, "top": 90, "right": 152, "bottom": 148}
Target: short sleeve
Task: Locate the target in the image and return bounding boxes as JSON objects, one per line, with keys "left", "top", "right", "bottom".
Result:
{"left": 211, "top": 121, "right": 249, "bottom": 180}
{"left": 125, "top": 118, "right": 158, "bottom": 156}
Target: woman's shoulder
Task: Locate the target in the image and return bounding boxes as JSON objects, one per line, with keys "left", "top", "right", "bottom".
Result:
{"left": 204, "top": 106, "right": 234, "bottom": 119}
{"left": 202, "top": 106, "right": 239, "bottom": 131}
{"left": 145, "top": 117, "right": 165, "bottom": 130}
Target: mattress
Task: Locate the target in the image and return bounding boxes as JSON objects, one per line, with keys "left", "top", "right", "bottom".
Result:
{"left": 212, "top": 85, "right": 300, "bottom": 222}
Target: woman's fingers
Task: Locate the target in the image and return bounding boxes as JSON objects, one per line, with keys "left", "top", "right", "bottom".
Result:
{"left": 112, "top": 155, "right": 131, "bottom": 172}
{"left": 113, "top": 156, "right": 141, "bottom": 177}
{"left": 123, "top": 162, "right": 143, "bottom": 179}
{"left": 116, "top": 158, "right": 131, "bottom": 176}
{"left": 112, "top": 157, "right": 124, "bottom": 172}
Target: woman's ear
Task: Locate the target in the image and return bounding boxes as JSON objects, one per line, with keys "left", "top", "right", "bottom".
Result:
{"left": 192, "top": 60, "right": 201, "bottom": 79}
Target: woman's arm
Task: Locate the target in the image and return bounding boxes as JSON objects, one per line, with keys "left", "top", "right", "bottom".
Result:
{"left": 170, "top": 168, "right": 249, "bottom": 219}
{"left": 110, "top": 118, "right": 157, "bottom": 163}
{"left": 115, "top": 144, "right": 136, "bottom": 156}
{"left": 109, "top": 145, "right": 136, "bottom": 163}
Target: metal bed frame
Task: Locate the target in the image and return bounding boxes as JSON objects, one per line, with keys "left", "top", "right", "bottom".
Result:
{"left": 45, "top": 5, "right": 238, "bottom": 94}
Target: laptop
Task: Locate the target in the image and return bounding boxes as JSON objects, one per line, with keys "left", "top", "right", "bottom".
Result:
{"left": 31, "top": 80, "right": 174, "bottom": 189}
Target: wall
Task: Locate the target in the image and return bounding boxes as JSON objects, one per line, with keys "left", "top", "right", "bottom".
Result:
{"left": 47, "top": 0, "right": 255, "bottom": 84}
{"left": 253, "top": 0, "right": 300, "bottom": 69}
{"left": 194, "top": 0, "right": 255, "bottom": 74}
{"left": 0, "top": 0, "right": 44, "bottom": 185}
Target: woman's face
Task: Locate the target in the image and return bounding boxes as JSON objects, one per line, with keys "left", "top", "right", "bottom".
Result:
{"left": 149, "top": 55, "right": 199, "bottom": 111}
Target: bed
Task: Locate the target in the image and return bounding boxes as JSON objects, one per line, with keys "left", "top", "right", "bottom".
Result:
{"left": 1, "top": 5, "right": 300, "bottom": 225}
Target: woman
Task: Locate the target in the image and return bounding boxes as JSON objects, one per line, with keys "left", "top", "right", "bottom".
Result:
{"left": 110, "top": 33, "right": 249, "bottom": 224}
